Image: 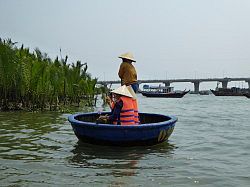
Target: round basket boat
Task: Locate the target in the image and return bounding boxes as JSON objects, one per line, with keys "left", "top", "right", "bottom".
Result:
{"left": 68, "top": 112, "right": 178, "bottom": 146}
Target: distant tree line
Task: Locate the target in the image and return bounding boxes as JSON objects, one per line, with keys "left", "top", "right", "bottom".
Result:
{"left": 0, "top": 38, "right": 102, "bottom": 111}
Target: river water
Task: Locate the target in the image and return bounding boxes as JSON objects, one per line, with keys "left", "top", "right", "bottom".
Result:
{"left": 0, "top": 94, "right": 250, "bottom": 186}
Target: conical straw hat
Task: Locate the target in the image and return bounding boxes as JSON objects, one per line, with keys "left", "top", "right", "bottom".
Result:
{"left": 127, "top": 85, "right": 137, "bottom": 99}
{"left": 118, "top": 52, "right": 136, "bottom": 62}
{"left": 111, "top": 85, "right": 133, "bottom": 98}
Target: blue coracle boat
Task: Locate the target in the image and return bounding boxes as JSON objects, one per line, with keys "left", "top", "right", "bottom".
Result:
{"left": 68, "top": 112, "right": 177, "bottom": 146}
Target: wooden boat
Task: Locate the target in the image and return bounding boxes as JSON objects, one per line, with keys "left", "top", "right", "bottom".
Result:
{"left": 68, "top": 112, "right": 177, "bottom": 146}
{"left": 141, "top": 85, "right": 189, "bottom": 98}
{"left": 210, "top": 87, "right": 249, "bottom": 96}
{"left": 243, "top": 93, "right": 250, "bottom": 98}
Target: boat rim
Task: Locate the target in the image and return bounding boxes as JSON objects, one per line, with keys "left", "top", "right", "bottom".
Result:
{"left": 68, "top": 112, "right": 178, "bottom": 129}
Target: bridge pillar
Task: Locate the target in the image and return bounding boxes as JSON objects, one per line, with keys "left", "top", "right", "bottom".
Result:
{"left": 220, "top": 78, "right": 230, "bottom": 89}
{"left": 192, "top": 81, "right": 200, "bottom": 94}
{"left": 221, "top": 80, "right": 228, "bottom": 89}
{"left": 163, "top": 81, "right": 171, "bottom": 87}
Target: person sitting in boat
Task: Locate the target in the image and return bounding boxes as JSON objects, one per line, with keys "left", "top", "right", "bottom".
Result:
{"left": 118, "top": 52, "right": 139, "bottom": 93}
{"left": 127, "top": 85, "right": 140, "bottom": 125}
{"left": 105, "top": 85, "right": 140, "bottom": 125}
{"left": 99, "top": 85, "right": 138, "bottom": 125}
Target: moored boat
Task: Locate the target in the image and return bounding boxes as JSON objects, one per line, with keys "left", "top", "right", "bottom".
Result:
{"left": 210, "top": 87, "right": 249, "bottom": 96}
{"left": 68, "top": 112, "right": 177, "bottom": 146}
{"left": 243, "top": 93, "right": 250, "bottom": 98}
{"left": 141, "top": 85, "right": 189, "bottom": 98}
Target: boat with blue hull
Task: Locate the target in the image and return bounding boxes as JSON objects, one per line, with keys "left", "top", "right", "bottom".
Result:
{"left": 68, "top": 112, "right": 177, "bottom": 146}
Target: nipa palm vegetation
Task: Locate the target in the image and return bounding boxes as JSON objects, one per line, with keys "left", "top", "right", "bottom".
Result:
{"left": 0, "top": 38, "right": 100, "bottom": 111}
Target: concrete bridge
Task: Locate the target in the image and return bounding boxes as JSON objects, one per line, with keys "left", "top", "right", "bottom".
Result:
{"left": 97, "top": 77, "right": 250, "bottom": 94}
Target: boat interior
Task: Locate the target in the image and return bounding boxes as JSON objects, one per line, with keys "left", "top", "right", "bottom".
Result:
{"left": 75, "top": 112, "right": 171, "bottom": 124}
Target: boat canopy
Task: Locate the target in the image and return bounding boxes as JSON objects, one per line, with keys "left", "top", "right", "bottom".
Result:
{"left": 143, "top": 84, "right": 174, "bottom": 92}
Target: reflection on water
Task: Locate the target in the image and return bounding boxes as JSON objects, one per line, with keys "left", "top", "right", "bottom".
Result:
{"left": 0, "top": 111, "right": 66, "bottom": 161}
{"left": 0, "top": 110, "right": 177, "bottom": 186}
{"left": 1, "top": 95, "right": 250, "bottom": 186}
{"left": 0, "top": 111, "right": 76, "bottom": 186}
{"left": 69, "top": 141, "right": 177, "bottom": 178}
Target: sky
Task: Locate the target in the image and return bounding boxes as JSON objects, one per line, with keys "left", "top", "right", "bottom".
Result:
{"left": 1, "top": 0, "right": 250, "bottom": 90}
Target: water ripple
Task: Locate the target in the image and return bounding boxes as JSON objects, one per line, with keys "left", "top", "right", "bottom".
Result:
{"left": 1, "top": 95, "right": 250, "bottom": 186}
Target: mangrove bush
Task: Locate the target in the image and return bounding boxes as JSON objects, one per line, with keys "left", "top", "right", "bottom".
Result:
{"left": 0, "top": 38, "right": 100, "bottom": 111}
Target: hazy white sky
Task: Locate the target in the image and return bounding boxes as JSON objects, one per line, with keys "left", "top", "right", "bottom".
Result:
{"left": 1, "top": 0, "right": 249, "bottom": 89}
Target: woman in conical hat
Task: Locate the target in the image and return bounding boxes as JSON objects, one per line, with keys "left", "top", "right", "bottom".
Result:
{"left": 106, "top": 85, "right": 133, "bottom": 109}
{"left": 127, "top": 85, "right": 140, "bottom": 124}
{"left": 111, "top": 85, "right": 133, "bottom": 98}
{"left": 100, "top": 85, "right": 137, "bottom": 125}
{"left": 118, "top": 52, "right": 139, "bottom": 93}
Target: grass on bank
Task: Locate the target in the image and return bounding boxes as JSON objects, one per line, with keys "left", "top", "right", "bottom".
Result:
{"left": 0, "top": 38, "right": 106, "bottom": 111}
